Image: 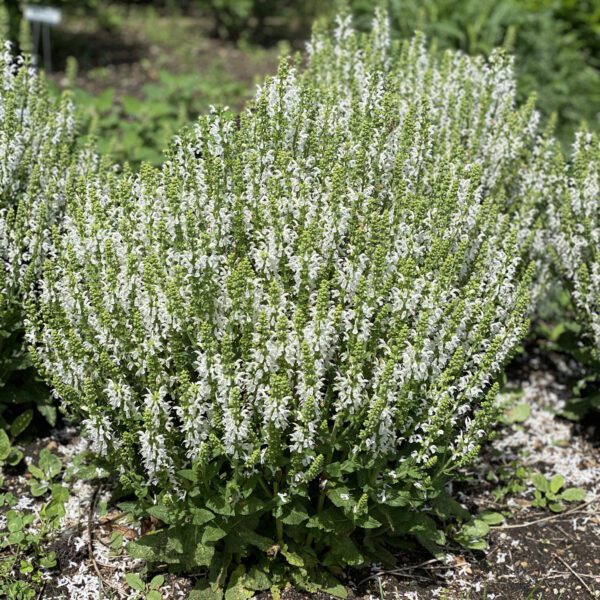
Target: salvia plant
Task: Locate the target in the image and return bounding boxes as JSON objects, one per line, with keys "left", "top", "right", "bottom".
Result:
{"left": 0, "top": 42, "right": 85, "bottom": 436}
{"left": 28, "top": 10, "right": 551, "bottom": 597}
{"left": 548, "top": 132, "right": 600, "bottom": 369}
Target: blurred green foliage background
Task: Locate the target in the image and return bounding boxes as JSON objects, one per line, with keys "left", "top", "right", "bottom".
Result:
{"left": 350, "top": 0, "right": 599, "bottom": 144}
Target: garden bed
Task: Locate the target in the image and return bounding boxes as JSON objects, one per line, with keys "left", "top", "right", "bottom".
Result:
{"left": 2, "top": 4, "right": 600, "bottom": 599}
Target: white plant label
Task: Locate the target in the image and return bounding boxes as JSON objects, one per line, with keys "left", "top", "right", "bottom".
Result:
{"left": 23, "top": 5, "right": 62, "bottom": 26}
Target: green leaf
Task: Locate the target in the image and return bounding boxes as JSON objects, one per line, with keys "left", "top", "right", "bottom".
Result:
{"left": 432, "top": 492, "right": 470, "bottom": 520}
{"left": 125, "top": 572, "right": 145, "bottom": 591}
{"left": 244, "top": 567, "right": 271, "bottom": 591}
{"left": 328, "top": 486, "right": 354, "bottom": 509}
{"left": 39, "top": 552, "right": 57, "bottom": 569}
{"left": 470, "top": 519, "right": 490, "bottom": 537}
{"left": 147, "top": 591, "right": 162, "bottom": 600}
{"left": 110, "top": 532, "right": 124, "bottom": 550}
{"left": 7, "top": 531, "right": 25, "bottom": 544}
{"left": 194, "top": 542, "right": 216, "bottom": 567}
{"left": 507, "top": 403, "right": 531, "bottom": 423}
{"left": 531, "top": 473, "right": 548, "bottom": 493}
{"left": 50, "top": 484, "right": 69, "bottom": 503}
{"left": 36, "top": 404, "right": 57, "bottom": 426}
{"left": 28, "top": 464, "right": 45, "bottom": 480}
{"left": 463, "top": 538, "right": 487, "bottom": 551}
{"left": 149, "top": 575, "right": 165, "bottom": 590}
{"left": 147, "top": 504, "right": 172, "bottom": 525}
{"left": 281, "top": 546, "right": 304, "bottom": 567}
{"left": 191, "top": 508, "right": 215, "bottom": 526}
{"left": 39, "top": 449, "right": 62, "bottom": 479}
{"left": 10, "top": 410, "right": 33, "bottom": 438}
{"left": 324, "top": 462, "right": 342, "bottom": 477}
{"left": 237, "top": 528, "right": 273, "bottom": 551}
{"left": 7, "top": 512, "right": 24, "bottom": 532}
{"left": 0, "top": 429, "right": 10, "bottom": 460}
{"left": 178, "top": 469, "right": 196, "bottom": 482}
{"left": 323, "top": 535, "right": 365, "bottom": 567}
{"left": 237, "top": 493, "right": 266, "bottom": 516}
{"left": 95, "top": 88, "right": 116, "bottom": 113}
{"left": 280, "top": 503, "right": 309, "bottom": 525}
{"left": 561, "top": 487, "right": 587, "bottom": 502}
{"left": 206, "top": 494, "right": 235, "bottom": 516}
{"left": 313, "top": 571, "right": 347, "bottom": 599}
{"left": 146, "top": 102, "right": 174, "bottom": 119}
{"left": 549, "top": 502, "right": 565, "bottom": 513}
{"left": 190, "top": 579, "right": 223, "bottom": 600}
{"left": 29, "top": 480, "right": 49, "bottom": 497}
{"left": 128, "top": 527, "right": 183, "bottom": 564}
{"left": 202, "top": 525, "right": 227, "bottom": 543}
{"left": 122, "top": 95, "right": 144, "bottom": 116}
{"left": 355, "top": 513, "right": 382, "bottom": 529}
{"left": 6, "top": 447, "right": 23, "bottom": 466}
{"left": 381, "top": 488, "right": 412, "bottom": 508}
{"left": 457, "top": 517, "right": 490, "bottom": 551}
{"left": 307, "top": 507, "right": 353, "bottom": 534}
{"left": 549, "top": 474, "right": 565, "bottom": 494}
{"left": 479, "top": 511, "right": 504, "bottom": 525}
{"left": 224, "top": 565, "right": 254, "bottom": 600}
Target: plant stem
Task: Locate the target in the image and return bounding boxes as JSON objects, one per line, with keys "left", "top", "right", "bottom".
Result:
{"left": 257, "top": 475, "right": 271, "bottom": 497}
{"left": 273, "top": 480, "right": 284, "bottom": 546}
{"left": 305, "top": 487, "right": 326, "bottom": 548}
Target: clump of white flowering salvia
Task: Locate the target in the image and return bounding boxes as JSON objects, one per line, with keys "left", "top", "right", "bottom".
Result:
{"left": 548, "top": 131, "right": 600, "bottom": 355}
{"left": 0, "top": 43, "right": 87, "bottom": 402}
{"left": 28, "top": 11, "right": 550, "bottom": 595}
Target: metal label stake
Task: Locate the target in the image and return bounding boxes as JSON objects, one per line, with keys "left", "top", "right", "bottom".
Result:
{"left": 23, "top": 5, "right": 62, "bottom": 72}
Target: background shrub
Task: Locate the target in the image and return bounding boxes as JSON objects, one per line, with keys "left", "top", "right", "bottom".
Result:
{"left": 194, "top": 0, "right": 600, "bottom": 143}
{"left": 29, "top": 11, "right": 550, "bottom": 596}
{"left": 547, "top": 131, "right": 600, "bottom": 417}
{"left": 0, "top": 44, "right": 83, "bottom": 443}
{"left": 349, "top": 0, "right": 600, "bottom": 144}
{"left": 70, "top": 66, "right": 249, "bottom": 168}
{"left": 550, "top": 131, "right": 599, "bottom": 350}
{"left": 194, "top": 0, "right": 319, "bottom": 42}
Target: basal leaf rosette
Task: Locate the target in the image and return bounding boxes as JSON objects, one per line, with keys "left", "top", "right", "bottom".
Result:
{"left": 29, "top": 12, "right": 547, "bottom": 595}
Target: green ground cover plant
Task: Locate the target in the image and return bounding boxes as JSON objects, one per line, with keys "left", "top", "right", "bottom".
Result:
{"left": 26, "top": 9, "right": 556, "bottom": 596}
{"left": 38, "top": 3, "right": 280, "bottom": 170}
{"left": 0, "top": 449, "right": 69, "bottom": 599}
{"left": 69, "top": 66, "right": 248, "bottom": 168}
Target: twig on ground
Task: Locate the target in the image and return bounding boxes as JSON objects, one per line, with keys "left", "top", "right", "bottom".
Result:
{"left": 549, "top": 570, "right": 600, "bottom": 581}
{"left": 493, "top": 498, "right": 598, "bottom": 530}
{"left": 553, "top": 522, "right": 579, "bottom": 545}
{"left": 88, "top": 485, "right": 105, "bottom": 592}
{"left": 87, "top": 484, "right": 127, "bottom": 596}
{"left": 35, "top": 582, "right": 46, "bottom": 600}
{"left": 358, "top": 557, "right": 458, "bottom": 586}
{"left": 555, "top": 554, "right": 599, "bottom": 598}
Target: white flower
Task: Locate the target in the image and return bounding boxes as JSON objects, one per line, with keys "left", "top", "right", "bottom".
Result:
{"left": 30, "top": 11, "right": 544, "bottom": 490}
